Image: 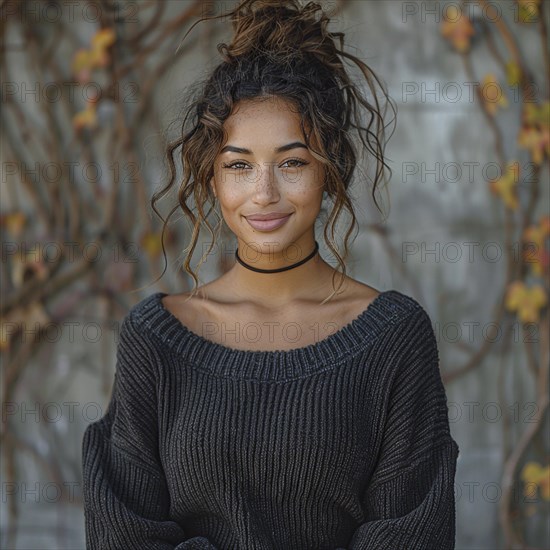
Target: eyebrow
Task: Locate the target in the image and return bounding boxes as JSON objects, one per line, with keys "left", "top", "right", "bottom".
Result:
{"left": 220, "top": 141, "right": 308, "bottom": 155}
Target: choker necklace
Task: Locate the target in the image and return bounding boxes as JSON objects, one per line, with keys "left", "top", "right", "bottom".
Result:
{"left": 235, "top": 241, "right": 319, "bottom": 273}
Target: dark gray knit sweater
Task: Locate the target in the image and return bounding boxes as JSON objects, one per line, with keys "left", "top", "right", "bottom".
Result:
{"left": 82, "top": 290, "right": 459, "bottom": 549}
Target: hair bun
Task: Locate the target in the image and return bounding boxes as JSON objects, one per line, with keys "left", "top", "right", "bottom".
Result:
{"left": 218, "top": 0, "right": 339, "bottom": 65}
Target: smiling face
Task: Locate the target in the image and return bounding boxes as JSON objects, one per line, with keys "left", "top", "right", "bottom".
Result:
{"left": 210, "top": 95, "right": 326, "bottom": 261}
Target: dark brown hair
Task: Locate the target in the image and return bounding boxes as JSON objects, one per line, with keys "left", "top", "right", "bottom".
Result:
{"left": 151, "top": 0, "right": 397, "bottom": 304}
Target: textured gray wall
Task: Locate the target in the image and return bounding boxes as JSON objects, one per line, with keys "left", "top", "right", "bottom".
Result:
{"left": 1, "top": 1, "right": 548, "bottom": 548}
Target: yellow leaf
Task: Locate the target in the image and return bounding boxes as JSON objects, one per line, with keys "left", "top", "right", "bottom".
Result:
{"left": 519, "top": 303, "right": 537, "bottom": 323}
{"left": 523, "top": 101, "right": 550, "bottom": 126}
{"left": 540, "top": 466, "right": 550, "bottom": 500}
{"left": 540, "top": 102, "right": 550, "bottom": 127}
{"left": 141, "top": 233, "right": 162, "bottom": 258}
{"left": 516, "top": 0, "right": 540, "bottom": 23}
{"left": 73, "top": 106, "right": 97, "bottom": 131}
{"left": 505, "top": 60, "right": 521, "bottom": 87}
{"left": 518, "top": 126, "right": 549, "bottom": 165}
{"left": 507, "top": 284, "right": 548, "bottom": 322}
{"left": 505, "top": 282, "right": 548, "bottom": 322}
{"left": 488, "top": 162, "right": 518, "bottom": 210}
{"left": 521, "top": 461, "right": 543, "bottom": 482}
{"left": 88, "top": 28, "right": 116, "bottom": 69}
{"left": 72, "top": 48, "right": 92, "bottom": 73}
{"left": 505, "top": 281, "right": 527, "bottom": 311}
{"left": 92, "top": 28, "right": 116, "bottom": 50}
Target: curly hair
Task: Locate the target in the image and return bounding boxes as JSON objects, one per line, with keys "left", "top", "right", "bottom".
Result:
{"left": 151, "top": 0, "right": 397, "bottom": 305}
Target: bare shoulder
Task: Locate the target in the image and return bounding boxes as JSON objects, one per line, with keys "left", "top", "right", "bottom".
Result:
{"left": 317, "top": 277, "right": 382, "bottom": 328}
{"left": 160, "top": 285, "right": 214, "bottom": 328}
{"left": 343, "top": 278, "right": 381, "bottom": 308}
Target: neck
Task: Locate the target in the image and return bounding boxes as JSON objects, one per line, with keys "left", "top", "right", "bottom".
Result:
{"left": 235, "top": 240, "right": 319, "bottom": 273}
{"left": 225, "top": 239, "right": 336, "bottom": 307}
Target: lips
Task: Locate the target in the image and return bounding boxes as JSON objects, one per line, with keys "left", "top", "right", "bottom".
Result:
{"left": 245, "top": 213, "right": 292, "bottom": 221}
{"left": 245, "top": 213, "right": 292, "bottom": 231}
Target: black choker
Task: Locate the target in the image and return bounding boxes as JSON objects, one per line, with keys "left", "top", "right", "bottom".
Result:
{"left": 235, "top": 241, "right": 319, "bottom": 273}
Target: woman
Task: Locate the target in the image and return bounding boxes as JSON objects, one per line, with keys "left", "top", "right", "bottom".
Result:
{"left": 81, "top": 1, "right": 459, "bottom": 548}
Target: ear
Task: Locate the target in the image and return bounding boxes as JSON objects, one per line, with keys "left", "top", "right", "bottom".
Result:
{"left": 209, "top": 176, "right": 217, "bottom": 199}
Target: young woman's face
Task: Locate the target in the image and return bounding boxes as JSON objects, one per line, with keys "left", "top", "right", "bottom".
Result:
{"left": 210, "top": 96, "right": 325, "bottom": 255}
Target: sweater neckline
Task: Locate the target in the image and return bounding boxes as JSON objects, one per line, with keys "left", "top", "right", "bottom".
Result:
{"left": 133, "top": 290, "right": 413, "bottom": 381}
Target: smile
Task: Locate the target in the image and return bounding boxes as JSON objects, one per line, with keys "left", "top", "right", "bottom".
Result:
{"left": 245, "top": 214, "right": 292, "bottom": 231}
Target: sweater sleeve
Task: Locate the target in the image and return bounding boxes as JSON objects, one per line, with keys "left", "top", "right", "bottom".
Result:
{"left": 345, "top": 306, "right": 459, "bottom": 550}
{"left": 81, "top": 312, "right": 217, "bottom": 549}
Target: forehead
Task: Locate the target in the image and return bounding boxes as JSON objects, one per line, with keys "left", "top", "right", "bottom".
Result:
{"left": 223, "top": 96, "right": 304, "bottom": 137}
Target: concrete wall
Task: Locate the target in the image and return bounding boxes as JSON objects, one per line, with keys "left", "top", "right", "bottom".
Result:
{"left": 1, "top": 1, "right": 548, "bottom": 548}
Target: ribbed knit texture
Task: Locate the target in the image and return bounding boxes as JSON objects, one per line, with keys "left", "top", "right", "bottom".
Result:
{"left": 81, "top": 290, "right": 459, "bottom": 549}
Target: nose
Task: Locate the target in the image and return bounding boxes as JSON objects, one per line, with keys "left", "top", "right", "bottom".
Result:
{"left": 251, "top": 162, "right": 281, "bottom": 203}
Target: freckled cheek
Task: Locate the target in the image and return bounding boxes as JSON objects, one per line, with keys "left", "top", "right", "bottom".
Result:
{"left": 212, "top": 175, "right": 245, "bottom": 206}
{"left": 217, "top": 191, "right": 246, "bottom": 214}
{"left": 277, "top": 168, "right": 324, "bottom": 194}
{"left": 285, "top": 172, "right": 325, "bottom": 204}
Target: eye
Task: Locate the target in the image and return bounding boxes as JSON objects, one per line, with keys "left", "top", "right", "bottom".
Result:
{"left": 282, "top": 158, "right": 308, "bottom": 169}
{"left": 222, "top": 161, "right": 250, "bottom": 170}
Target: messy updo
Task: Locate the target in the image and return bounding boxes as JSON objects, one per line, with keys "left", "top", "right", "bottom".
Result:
{"left": 151, "top": 0, "right": 397, "bottom": 303}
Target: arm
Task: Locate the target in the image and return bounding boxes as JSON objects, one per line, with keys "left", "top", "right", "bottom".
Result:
{"left": 82, "top": 312, "right": 217, "bottom": 549}
{"left": 344, "top": 306, "right": 459, "bottom": 550}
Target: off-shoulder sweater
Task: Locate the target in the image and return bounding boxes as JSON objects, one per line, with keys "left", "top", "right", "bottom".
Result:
{"left": 81, "top": 290, "right": 459, "bottom": 549}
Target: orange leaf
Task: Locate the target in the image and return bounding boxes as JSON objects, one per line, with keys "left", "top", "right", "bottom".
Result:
{"left": 0, "top": 320, "right": 11, "bottom": 353}
{"left": 523, "top": 217, "right": 550, "bottom": 277}
{"left": 89, "top": 28, "right": 116, "bottom": 69}
{"left": 441, "top": 5, "right": 475, "bottom": 53}
{"left": 1, "top": 211, "right": 26, "bottom": 237}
